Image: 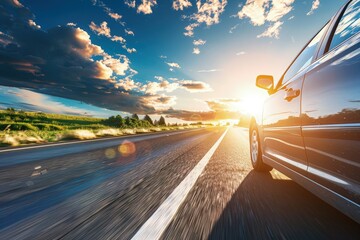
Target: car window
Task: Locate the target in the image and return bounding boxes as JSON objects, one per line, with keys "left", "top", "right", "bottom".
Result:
{"left": 281, "top": 23, "right": 329, "bottom": 85}
{"left": 329, "top": 0, "right": 360, "bottom": 51}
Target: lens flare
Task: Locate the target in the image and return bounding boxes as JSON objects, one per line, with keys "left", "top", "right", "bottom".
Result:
{"left": 105, "top": 148, "right": 116, "bottom": 159}
{"left": 118, "top": 140, "right": 136, "bottom": 157}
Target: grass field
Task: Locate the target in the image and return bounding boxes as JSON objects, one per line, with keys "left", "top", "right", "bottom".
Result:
{"left": 0, "top": 109, "right": 205, "bottom": 147}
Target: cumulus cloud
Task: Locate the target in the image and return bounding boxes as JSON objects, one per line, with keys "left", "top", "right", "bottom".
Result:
{"left": 125, "top": 0, "right": 136, "bottom": 8}
{"left": 160, "top": 55, "right": 167, "bottom": 59}
{"left": 144, "top": 95, "right": 177, "bottom": 110}
{"left": 192, "top": 0, "right": 227, "bottom": 26}
{"left": 111, "top": 35, "right": 126, "bottom": 43}
{"left": 89, "top": 21, "right": 111, "bottom": 37}
{"left": 257, "top": 21, "right": 283, "bottom": 38}
{"left": 67, "top": 22, "right": 77, "bottom": 26}
{"left": 0, "top": 1, "right": 169, "bottom": 114}
{"left": 166, "top": 62, "right": 181, "bottom": 68}
{"left": 116, "top": 77, "right": 141, "bottom": 91}
{"left": 193, "top": 47, "right": 200, "bottom": 54}
{"left": 137, "top": 0, "right": 157, "bottom": 14}
{"left": 173, "top": 0, "right": 192, "bottom": 11}
{"left": 193, "top": 39, "right": 206, "bottom": 45}
{"left": 307, "top": 0, "right": 320, "bottom": 15}
{"left": 101, "top": 54, "right": 130, "bottom": 76}
{"left": 142, "top": 80, "right": 179, "bottom": 94}
{"left": 238, "top": 0, "right": 294, "bottom": 38}
{"left": 108, "top": 12, "right": 122, "bottom": 20}
{"left": 122, "top": 45, "right": 137, "bottom": 53}
{"left": 184, "top": 23, "right": 199, "bottom": 37}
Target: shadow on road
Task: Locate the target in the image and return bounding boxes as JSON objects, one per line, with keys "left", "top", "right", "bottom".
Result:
{"left": 208, "top": 170, "right": 360, "bottom": 240}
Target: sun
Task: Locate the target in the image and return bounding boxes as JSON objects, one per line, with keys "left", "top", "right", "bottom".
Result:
{"left": 238, "top": 90, "right": 268, "bottom": 116}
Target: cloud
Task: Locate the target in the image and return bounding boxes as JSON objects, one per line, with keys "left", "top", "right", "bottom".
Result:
{"left": 178, "top": 80, "right": 212, "bottom": 92}
{"left": 116, "top": 77, "right": 141, "bottom": 91}
{"left": 193, "top": 39, "right": 206, "bottom": 45}
{"left": 144, "top": 95, "right": 177, "bottom": 110}
{"left": 92, "top": 0, "right": 126, "bottom": 26}
{"left": 142, "top": 80, "right": 179, "bottom": 94}
{"left": 160, "top": 55, "right": 167, "bottom": 59}
{"left": 192, "top": 0, "right": 228, "bottom": 26}
{"left": 236, "top": 51, "right": 246, "bottom": 55}
{"left": 193, "top": 47, "right": 200, "bottom": 54}
{"left": 0, "top": 1, "right": 170, "bottom": 114}
{"left": 89, "top": 21, "right": 111, "bottom": 37}
{"left": 184, "top": 23, "right": 199, "bottom": 37}
{"left": 197, "top": 69, "right": 222, "bottom": 72}
{"left": 238, "top": 0, "right": 294, "bottom": 38}
{"left": 28, "top": 19, "right": 41, "bottom": 29}
{"left": 166, "top": 62, "right": 181, "bottom": 68}
{"left": 111, "top": 35, "right": 126, "bottom": 43}
{"left": 125, "top": 29, "right": 135, "bottom": 36}
{"left": 229, "top": 24, "right": 239, "bottom": 33}
{"left": 161, "top": 98, "right": 242, "bottom": 121}
{"left": 67, "top": 22, "right": 77, "bottom": 26}
{"left": 257, "top": 21, "right": 283, "bottom": 38}
{"left": 101, "top": 54, "right": 130, "bottom": 76}
{"left": 173, "top": 0, "right": 192, "bottom": 11}
{"left": 137, "top": 0, "right": 157, "bottom": 14}
{"left": 307, "top": 0, "right": 320, "bottom": 15}
{"left": 108, "top": 12, "right": 122, "bottom": 20}
{"left": 141, "top": 79, "right": 212, "bottom": 94}
{"left": 154, "top": 75, "right": 165, "bottom": 81}
{"left": 125, "top": 0, "right": 136, "bottom": 8}
{"left": 122, "top": 45, "right": 137, "bottom": 53}
{"left": 206, "top": 98, "right": 240, "bottom": 111}
{"left": 162, "top": 108, "right": 241, "bottom": 121}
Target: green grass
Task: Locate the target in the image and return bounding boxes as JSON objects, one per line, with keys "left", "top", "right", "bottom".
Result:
{"left": 0, "top": 109, "right": 208, "bottom": 147}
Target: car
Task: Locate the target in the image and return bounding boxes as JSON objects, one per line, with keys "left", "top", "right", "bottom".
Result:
{"left": 249, "top": 0, "right": 360, "bottom": 224}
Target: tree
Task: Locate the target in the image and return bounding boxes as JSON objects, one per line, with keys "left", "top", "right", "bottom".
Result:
{"left": 158, "top": 116, "right": 166, "bottom": 126}
{"left": 143, "top": 114, "right": 153, "bottom": 125}
{"left": 131, "top": 113, "right": 139, "bottom": 120}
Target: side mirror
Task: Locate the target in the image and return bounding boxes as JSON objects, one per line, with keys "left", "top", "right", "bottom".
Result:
{"left": 256, "top": 75, "right": 274, "bottom": 91}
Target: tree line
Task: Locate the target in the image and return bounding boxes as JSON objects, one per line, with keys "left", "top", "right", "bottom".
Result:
{"left": 102, "top": 114, "right": 166, "bottom": 128}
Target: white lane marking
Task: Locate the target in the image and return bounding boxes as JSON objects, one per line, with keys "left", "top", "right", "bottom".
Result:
{"left": 0, "top": 128, "right": 203, "bottom": 153}
{"left": 131, "top": 127, "right": 229, "bottom": 240}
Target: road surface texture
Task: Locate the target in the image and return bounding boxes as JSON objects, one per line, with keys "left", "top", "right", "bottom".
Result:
{"left": 0, "top": 127, "right": 359, "bottom": 239}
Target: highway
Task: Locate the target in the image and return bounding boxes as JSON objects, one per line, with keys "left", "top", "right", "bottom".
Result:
{"left": 0, "top": 127, "right": 359, "bottom": 239}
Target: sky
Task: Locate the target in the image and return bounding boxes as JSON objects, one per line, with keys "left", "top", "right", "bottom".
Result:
{"left": 0, "top": 0, "right": 347, "bottom": 122}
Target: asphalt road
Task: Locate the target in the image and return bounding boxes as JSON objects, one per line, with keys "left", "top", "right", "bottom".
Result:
{"left": 0, "top": 127, "right": 359, "bottom": 239}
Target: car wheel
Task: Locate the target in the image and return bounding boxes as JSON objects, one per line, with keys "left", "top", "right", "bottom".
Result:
{"left": 250, "top": 125, "right": 272, "bottom": 172}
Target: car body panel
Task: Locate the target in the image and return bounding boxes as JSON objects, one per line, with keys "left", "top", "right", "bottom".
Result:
{"left": 252, "top": 0, "right": 360, "bottom": 223}
{"left": 262, "top": 76, "right": 307, "bottom": 174}
{"left": 301, "top": 32, "right": 360, "bottom": 205}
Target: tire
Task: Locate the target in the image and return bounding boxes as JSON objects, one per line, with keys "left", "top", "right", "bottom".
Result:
{"left": 249, "top": 125, "right": 272, "bottom": 172}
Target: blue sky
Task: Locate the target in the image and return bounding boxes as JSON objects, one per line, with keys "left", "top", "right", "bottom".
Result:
{"left": 0, "top": 0, "right": 346, "bottom": 121}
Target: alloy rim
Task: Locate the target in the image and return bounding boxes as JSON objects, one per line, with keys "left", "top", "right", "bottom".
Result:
{"left": 251, "top": 130, "right": 258, "bottom": 163}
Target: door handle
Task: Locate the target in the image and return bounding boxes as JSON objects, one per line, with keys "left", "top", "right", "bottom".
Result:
{"left": 284, "top": 88, "right": 300, "bottom": 101}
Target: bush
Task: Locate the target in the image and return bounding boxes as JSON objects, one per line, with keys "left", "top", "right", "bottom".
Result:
{"left": 0, "top": 122, "right": 38, "bottom": 131}
{"left": 33, "top": 123, "right": 65, "bottom": 131}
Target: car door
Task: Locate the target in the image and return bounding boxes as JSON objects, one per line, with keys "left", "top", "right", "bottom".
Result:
{"left": 301, "top": 0, "right": 360, "bottom": 204}
{"left": 262, "top": 24, "right": 329, "bottom": 174}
